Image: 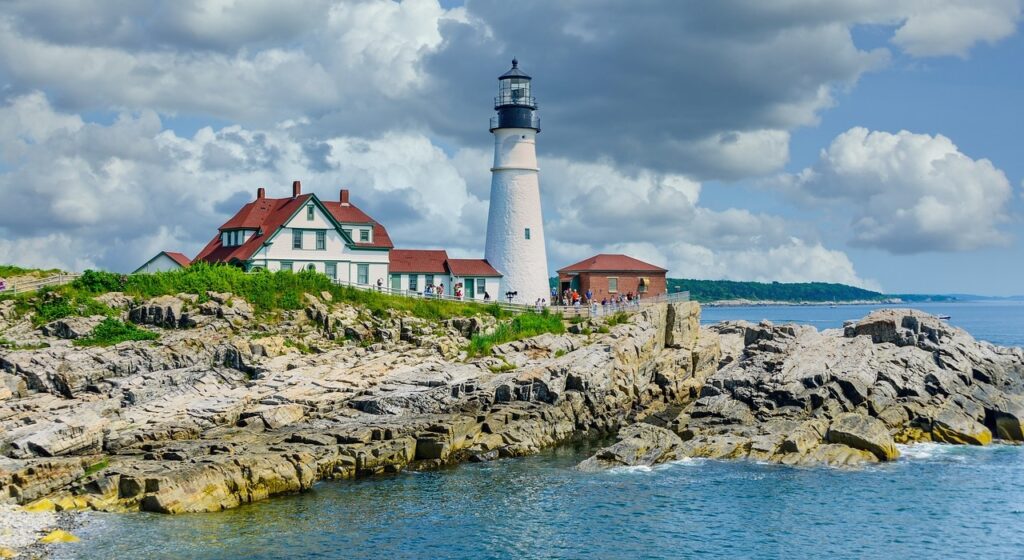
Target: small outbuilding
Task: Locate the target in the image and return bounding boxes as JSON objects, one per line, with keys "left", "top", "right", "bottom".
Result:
{"left": 134, "top": 251, "right": 191, "bottom": 274}
{"left": 557, "top": 254, "right": 667, "bottom": 299}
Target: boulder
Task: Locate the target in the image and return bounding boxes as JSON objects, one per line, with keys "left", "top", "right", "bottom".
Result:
{"left": 991, "top": 397, "right": 1024, "bottom": 441}
{"left": 41, "top": 316, "right": 104, "bottom": 339}
{"left": 577, "top": 423, "right": 685, "bottom": 471}
{"left": 931, "top": 406, "right": 992, "bottom": 446}
{"left": 826, "top": 413, "right": 899, "bottom": 461}
{"left": 94, "top": 292, "right": 135, "bottom": 311}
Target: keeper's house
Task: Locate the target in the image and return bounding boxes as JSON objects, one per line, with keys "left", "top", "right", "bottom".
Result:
{"left": 195, "top": 181, "right": 392, "bottom": 285}
{"left": 556, "top": 254, "right": 667, "bottom": 298}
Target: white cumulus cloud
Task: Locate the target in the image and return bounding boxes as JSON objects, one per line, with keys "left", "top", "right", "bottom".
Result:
{"left": 786, "top": 127, "right": 1014, "bottom": 254}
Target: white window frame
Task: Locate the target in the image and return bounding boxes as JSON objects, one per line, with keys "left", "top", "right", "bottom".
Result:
{"left": 316, "top": 230, "right": 326, "bottom": 250}
{"left": 326, "top": 262, "right": 336, "bottom": 279}
{"left": 292, "top": 230, "right": 303, "bottom": 250}
{"left": 608, "top": 277, "right": 618, "bottom": 293}
{"left": 356, "top": 264, "right": 369, "bottom": 285}
{"left": 359, "top": 229, "right": 370, "bottom": 242}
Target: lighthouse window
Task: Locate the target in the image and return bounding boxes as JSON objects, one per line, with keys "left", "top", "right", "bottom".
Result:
{"left": 524, "top": 228, "right": 531, "bottom": 240}
{"left": 306, "top": 205, "right": 314, "bottom": 220}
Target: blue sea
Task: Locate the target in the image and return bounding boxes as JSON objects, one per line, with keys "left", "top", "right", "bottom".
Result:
{"left": 55, "top": 302, "right": 1024, "bottom": 559}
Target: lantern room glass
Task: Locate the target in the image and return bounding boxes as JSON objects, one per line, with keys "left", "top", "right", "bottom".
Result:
{"left": 497, "top": 77, "right": 534, "bottom": 108}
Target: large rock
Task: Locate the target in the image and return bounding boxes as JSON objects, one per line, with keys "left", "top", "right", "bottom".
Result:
{"left": 665, "top": 301, "right": 700, "bottom": 350}
{"left": 577, "top": 423, "right": 685, "bottom": 471}
{"left": 129, "top": 296, "right": 186, "bottom": 328}
{"left": 931, "top": 406, "right": 992, "bottom": 446}
{"left": 41, "top": 316, "right": 104, "bottom": 339}
{"left": 826, "top": 413, "right": 899, "bottom": 461}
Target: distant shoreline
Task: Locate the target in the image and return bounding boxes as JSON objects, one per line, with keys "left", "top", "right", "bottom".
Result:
{"left": 702, "top": 299, "right": 899, "bottom": 307}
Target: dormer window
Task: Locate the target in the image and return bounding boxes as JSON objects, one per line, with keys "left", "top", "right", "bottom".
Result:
{"left": 360, "top": 229, "right": 370, "bottom": 242}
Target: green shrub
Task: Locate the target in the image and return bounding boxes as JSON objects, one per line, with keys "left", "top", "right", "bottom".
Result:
{"left": 30, "top": 292, "right": 115, "bottom": 327}
{"left": 467, "top": 311, "right": 565, "bottom": 358}
{"left": 69, "top": 263, "right": 509, "bottom": 321}
{"left": 73, "top": 319, "right": 158, "bottom": 347}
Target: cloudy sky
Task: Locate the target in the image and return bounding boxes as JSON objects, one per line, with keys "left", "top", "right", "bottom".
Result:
{"left": 0, "top": 0, "right": 1021, "bottom": 295}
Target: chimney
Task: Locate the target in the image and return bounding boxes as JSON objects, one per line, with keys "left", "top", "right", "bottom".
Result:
{"left": 256, "top": 187, "right": 265, "bottom": 199}
{"left": 340, "top": 189, "right": 350, "bottom": 206}
{"left": 292, "top": 180, "right": 302, "bottom": 198}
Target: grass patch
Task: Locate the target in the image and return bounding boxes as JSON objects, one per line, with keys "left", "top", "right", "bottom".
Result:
{"left": 467, "top": 311, "right": 566, "bottom": 358}
{"left": 72, "top": 319, "right": 158, "bottom": 347}
{"left": 554, "top": 349, "right": 567, "bottom": 358}
{"left": 71, "top": 264, "right": 510, "bottom": 321}
{"left": 488, "top": 359, "right": 517, "bottom": 373}
{"left": 604, "top": 311, "right": 631, "bottom": 327}
{"left": 82, "top": 458, "right": 109, "bottom": 477}
{"left": 283, "top": 338, "right": 314, "bottom": 354}
{"left": 0, "top": 265, "right": 61, "bottom": 278}
{"left": 597, "top": 325, "right": 610, "bottom": 334}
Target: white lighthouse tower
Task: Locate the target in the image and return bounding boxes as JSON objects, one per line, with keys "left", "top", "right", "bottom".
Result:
{"left": 484, "top": 59, "right": 549, "bottom": 304}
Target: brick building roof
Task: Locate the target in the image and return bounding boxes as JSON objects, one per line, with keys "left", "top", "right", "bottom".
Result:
{"left": 557, "top": 254, "right": 667, "bottom": 274}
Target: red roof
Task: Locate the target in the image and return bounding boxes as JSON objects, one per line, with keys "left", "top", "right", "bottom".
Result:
{"left": 196, "top": 190, "right": 392, "bottom": 264}
{"left": 557, "top": 254, "right": 667, "bottom": 274}
{"left": 389, "top": 249, "right": 449, "bottom": 274}
{"left": 163, "top": 252, "right": 191, "bottom": 267}
{"left": 447, "top": 258, "right": 501, "bottom": 277}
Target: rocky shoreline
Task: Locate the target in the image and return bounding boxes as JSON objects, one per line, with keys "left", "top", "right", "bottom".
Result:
{"left": 2, "top": 290, "right": 1023, "bottom": 556}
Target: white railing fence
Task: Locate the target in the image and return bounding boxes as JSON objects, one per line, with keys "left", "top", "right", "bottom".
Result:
{"left": 1, "top": 273, "right": 82, "bottom": 295}
{"left": 329, "top": 277, "right": 688, "bottom": 319}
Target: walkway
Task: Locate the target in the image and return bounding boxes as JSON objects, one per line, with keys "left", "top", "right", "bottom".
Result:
{"left": 330, "top": 277, "right": 688, "bottom": 318}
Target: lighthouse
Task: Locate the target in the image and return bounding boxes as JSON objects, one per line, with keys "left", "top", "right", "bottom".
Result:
{"left": 484, "top": 59, "right": 549, "bottom": 305}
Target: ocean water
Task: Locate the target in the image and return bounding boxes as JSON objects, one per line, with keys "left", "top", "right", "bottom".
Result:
{"left": 54, "top": 303, "right": 1024, "bottom": 559}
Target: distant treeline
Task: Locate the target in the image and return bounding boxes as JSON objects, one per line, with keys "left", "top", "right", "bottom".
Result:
{"left": 667, "top": 279, "right": 885, "bottom": 303}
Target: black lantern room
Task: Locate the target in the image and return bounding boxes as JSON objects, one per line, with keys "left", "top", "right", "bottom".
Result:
{"left": 490, "top": 59, "right": 540, "bottom": 132}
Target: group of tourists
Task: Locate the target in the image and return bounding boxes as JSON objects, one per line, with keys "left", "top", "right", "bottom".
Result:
{"left": 550, "top": 287, "right": 642, "bottom": 309}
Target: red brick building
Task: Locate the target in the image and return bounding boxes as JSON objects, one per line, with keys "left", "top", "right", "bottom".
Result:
{"left": 556, "top": 254, "right": 667, "bottom": 300}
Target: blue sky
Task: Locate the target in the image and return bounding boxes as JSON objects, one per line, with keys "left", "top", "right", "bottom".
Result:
{"left": 0, "top": 1, "right": 1021, "bottom": 295}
